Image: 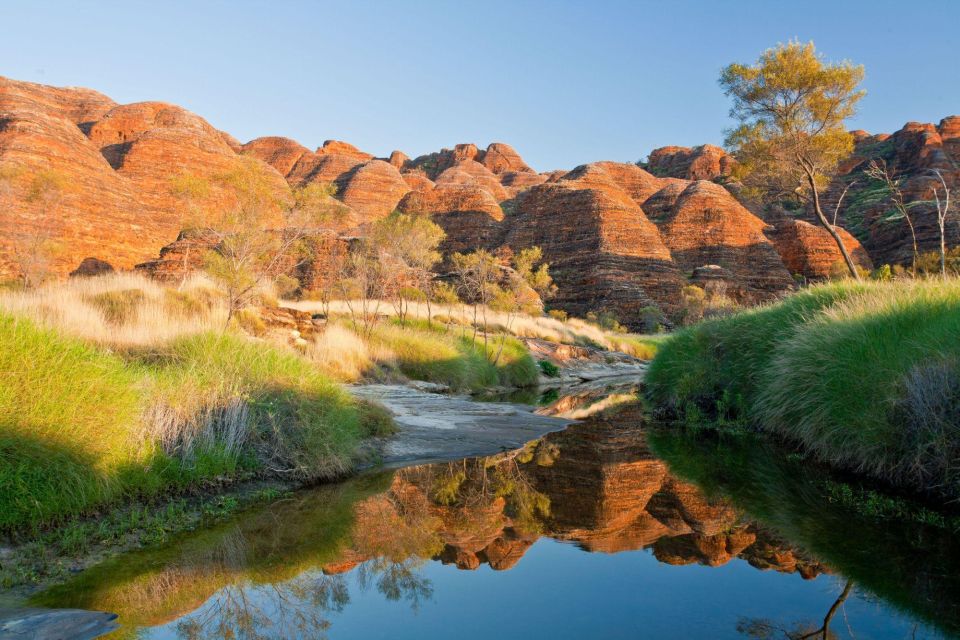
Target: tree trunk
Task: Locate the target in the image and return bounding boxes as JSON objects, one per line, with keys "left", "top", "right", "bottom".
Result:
{"left": 941, "top": 220, "right": 947, "bottom": 281}
{"left": 809, "top": 174, "right": 861, "bottom": 281}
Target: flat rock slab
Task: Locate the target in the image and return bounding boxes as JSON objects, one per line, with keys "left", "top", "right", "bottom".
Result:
{"left": 0, "top": 608, "right": 119, "bottom": 640}
{"left": 351, "top": 384, "right": 573, "bottom": 467}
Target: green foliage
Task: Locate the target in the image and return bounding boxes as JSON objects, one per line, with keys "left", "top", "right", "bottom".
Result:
{"left": 0, "top": 314, "right": 145, "bottom": 532}
{"left": 538, "top": 359, "right": 560, "bottom": 378}
{"left": 917, "top": 247, "right": 960, "bottom": 277}
{"left": 430, "top": 281, "right": 460, "bottom": 305}
{"left": 232, "top": 307, "right": 266, "bottom": 336}
{"left": 546, "top": 308, "right": 568, "bottom": 322}
{"left": 163, "top": 288, "right": 216, "bottom": 319}
{"left": 0, "top": 315, "right": 374, "bottom": 532}
{"left": 634, "top": 305, "right": 664, "bottom": 333}
{"left": 368, "top": 318, "right": 538, "bottom": 391}
{"left": 647, "top": 280, "right": 960, "bottom": 497}
{"left": 357, "top": 399, "right": 397, "bottom": 438}
{"left": 721, "top": 41, "right": 864, "bottom": 205}
{"left": 512, "top": 246, "right": 556, "bottom": 301}
{"left": 872, "top": 264, "right": 893, "bottom": 281}
{"left": 585, "top": 309, "right": 627, "bottom": 333}
{"left": 273, "top": 273, "right": 301, "bottom": 299}
{"left": 840, "top": 180, "right": 890, "bottom": 240}
{"left": 85, "top": 289, "right": 146, "bottom": 326}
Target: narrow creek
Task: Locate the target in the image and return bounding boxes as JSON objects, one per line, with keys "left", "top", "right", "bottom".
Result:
{"left": 5, "top": 380, "right": 959, "bottom": 639}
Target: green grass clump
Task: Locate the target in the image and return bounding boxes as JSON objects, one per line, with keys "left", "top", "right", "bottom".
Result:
{"left": 646, "top": 280, "right": 960, "bottom": 497}
{"left": 144, "top": 331, "right": 367, "bottom": 481}
{"left": 0, "top": 315, "right": 385, "bottom": 532}
{"left": 0, "top": 314, "right": 146, "bottom": 531}
{"left": 609, "top": 334, "right": 663, "bottom": 360}
{"left": 370, "top": 319, "right": 538, "bottom": 391}
{"left": 538, "top": 359, "right": 560, "bottom": 378}
{"left": 85, "top": 289, "right": 146, "bottom": 325}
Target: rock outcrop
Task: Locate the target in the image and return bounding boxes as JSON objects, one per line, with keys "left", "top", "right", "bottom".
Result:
{"left": 504, "top": 176, "right": 686, "bottom": 321}
{"left": 240, "top": 136, "right": 310, "bottom": 176}
{"left": 2, "top": 75, "right": 950, "bottom": 326}
{"left": 398, "top": 184, "right": 504, "bottom": 253}
{"left": 336, "top": 159, "right": 410, "bottom": 222}
{"left": 645, "top": 144, "right": 735, "bottom": 181}
{"left": 651, "top": 181, "right": 795, "bottom": 302}
{"left": 827, "top": 118, "right": 960, "bottom": 266}
{"left": 769, "top": 218, "right": 873, "bottom": 279}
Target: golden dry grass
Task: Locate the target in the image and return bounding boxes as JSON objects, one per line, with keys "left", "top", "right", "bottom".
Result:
{"left": 0, "top": 272, "right": 226, "bottom": 347}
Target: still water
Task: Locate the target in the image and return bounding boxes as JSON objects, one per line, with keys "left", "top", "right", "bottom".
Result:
{"left": 26, "top": 389, "right": 960, "bottom": 639}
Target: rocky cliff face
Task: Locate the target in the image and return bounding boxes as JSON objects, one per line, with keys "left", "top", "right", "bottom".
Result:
{"left": 645, "top": 144, "right": 735, "bottom": 181}
{"left": 827, "top": 118, "right": 960, "bottom": 266}
{"left": 1, "top": 76, "right": 948, "bottom": 327}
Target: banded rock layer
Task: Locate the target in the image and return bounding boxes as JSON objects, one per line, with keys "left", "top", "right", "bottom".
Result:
{"left": 2, "top": 75, "right": 938, "bottom": 327}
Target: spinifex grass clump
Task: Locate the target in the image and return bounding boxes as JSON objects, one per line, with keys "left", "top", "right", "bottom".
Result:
{"left": 366, "top": 318, "right": 539, "bottom": 391}
{"left": 0, "top": 316, "right": 380, "bottom": 532}
{"left": 647, "top": 280, "right": 960, "bottom": 497}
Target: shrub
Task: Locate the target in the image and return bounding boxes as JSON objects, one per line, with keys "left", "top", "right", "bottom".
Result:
{"left": 547, "top": 309, "right": 568, "bottom": 322}
{"left": 85, "top": 289, "right": 145, "bottom": 326}
{"left": 233, "top": 308, "right": 266, "bottom": 336}
{"left": 163, "top": 288, "right": 215, "bottom": 319}
{"left": 538, "top": 359, "right": 560, "bottom": 378}
{"left": 585, "top": 309, "right": 627, "bottom": 333}
{"left": 635, "top": 305, "right": 664, "bottom": 333}
{"left": 273, "top": 274, "right": 301, "bottom": 300}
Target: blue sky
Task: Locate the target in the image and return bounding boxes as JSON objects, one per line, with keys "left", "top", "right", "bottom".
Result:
{"left": 2, "top": 0, "right": 957, "bottom": 171}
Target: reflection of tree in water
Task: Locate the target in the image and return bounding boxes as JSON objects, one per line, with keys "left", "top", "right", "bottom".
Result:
{"left": 737, "top": 579, "right": 854, "bottom": 640}
{"left": 170, "top": 483, "right": 445, "bottom": 639}
{"left": 356, "top": 558, "right": 434, "bottom": 611}
{"left": 172, "top": 559, "right": 434, "bottom": 639}
{"left": 175, "top": 572, "right": 349, "bottom": 640}
{"left": 425, "top": 445, "right": 553, "bottom": 535}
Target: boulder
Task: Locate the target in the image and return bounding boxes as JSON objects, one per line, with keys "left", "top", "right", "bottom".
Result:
{"left": 69, "top": 257, "right": 114, "bottom": 278}
{"left": 481, "top": 142, "right": 532, "bottom": 174}
{"left": 387, "top": 149, "right": 409, "bottom": 169}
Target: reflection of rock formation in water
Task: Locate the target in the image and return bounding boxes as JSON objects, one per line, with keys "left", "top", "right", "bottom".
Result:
{"left": 335, "top": 403, "right": 826, "bottom": 578}
{"left": 34, "top": 400, "right": 828, "bottom": 637}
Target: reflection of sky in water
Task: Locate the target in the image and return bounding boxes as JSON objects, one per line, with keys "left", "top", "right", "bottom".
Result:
{"left": 145, "top": 538, "right": 941, "bottom": 640}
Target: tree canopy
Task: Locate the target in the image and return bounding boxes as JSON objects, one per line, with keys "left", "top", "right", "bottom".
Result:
{"left": 720, "top": 41, "right": 865, "bottom": 278}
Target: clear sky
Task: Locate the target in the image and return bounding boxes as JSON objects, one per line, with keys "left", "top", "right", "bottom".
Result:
{"left": 2, "top": 0, "right": 957, "bottom": 171}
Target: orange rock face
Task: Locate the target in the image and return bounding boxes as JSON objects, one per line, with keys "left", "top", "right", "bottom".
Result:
{"left": 651, "top": 181, "right": 795, "bottom": 301}
{"left": 646, "top": 144, "right": 735, "bottom": 181}
{"left": 398, "top": 184, "right": 504, "bottom": 253}
{"left": 240, "top": 136, "right": 310, "bottom": 176}
{"left": 336, "top": 159, "right": 410, "bottom": 222}
{"left": 3, "top": 75, "right": 943, "bottom": 325}
{"left": 481, "top": 142, "right": 532, "bottom": 174}
{"left": 434, "top": 160, "right": 509, "bottom": 201}
{"left": 504, "top": 178, "right": 685, "bottom": 322}
{"left": 829, "top": 117, "right": 960, "bottom": 266}
{"left": 1, "top": 77, "right": 144, "bottom": 276}
{"left": 769, "top": 218, "right": 873, "bottom": 279}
